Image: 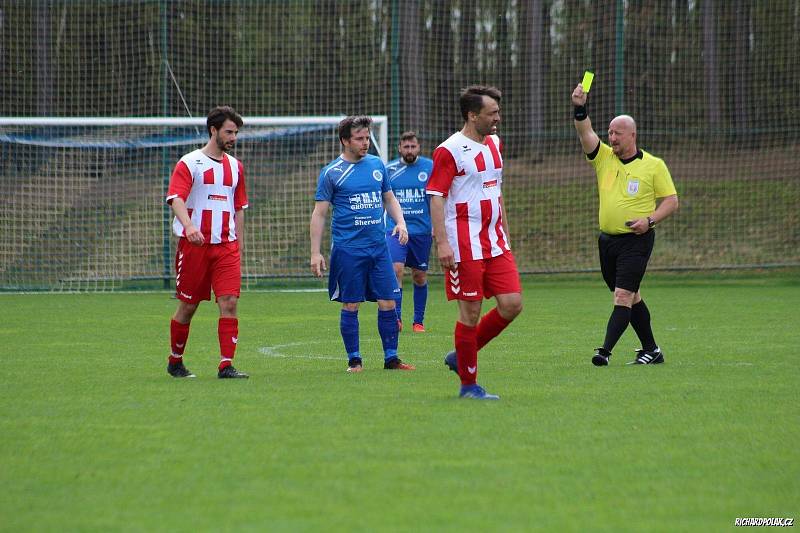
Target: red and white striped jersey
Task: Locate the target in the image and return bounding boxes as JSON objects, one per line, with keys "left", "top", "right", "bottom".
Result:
{"left": 426, "top": 132, "right": 510, "bottom": 262}
{"left": 166, "top": 149, "right": 249, "bottom": 244}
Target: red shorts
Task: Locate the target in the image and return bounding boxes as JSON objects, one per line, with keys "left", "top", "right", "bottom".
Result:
{"left": 445, "top": 252, "right": 522, "bottom": 301}
{"left": 175, "top": 239, "right": 241, "bottom": 304}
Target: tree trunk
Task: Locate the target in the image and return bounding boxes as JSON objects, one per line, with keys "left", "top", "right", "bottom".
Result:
{"left": 733, "top": 0, "right": 750, "bottom": 135}
{"left": 399, "top": 0, "right": 425, "bottom": 141}
{"left": 460, "top": 0, "right": 477, "bottom": 88}
{"left": 591, "top": 0, "right": 616, "bottom": 122}
{"left": 35, "top": 0, "right": 53, "bottom": 116}
{"left": 703, "top": 0, "right": 721, "bottom": 128}
{"left": 430, "top": 0, "right": 454, "bottom": 138}
{"left": 521, "top": 0, "right": 544, "bottom": 158}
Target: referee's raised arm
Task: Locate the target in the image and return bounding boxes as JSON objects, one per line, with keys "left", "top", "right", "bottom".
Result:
{"left": 571, "top": 84, "right": 600, "bottom": 155}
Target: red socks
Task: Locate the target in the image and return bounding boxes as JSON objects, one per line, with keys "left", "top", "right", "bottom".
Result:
{"left": 454, "top": 321, "right": 478, "bottom": 386}
{"left": 169, "top": 319, "right": 190, "bottom": 364}
{"left": 476, "top": 307, "right": 512, "bottom": 350}
{"left": 170, "top": 317, "right": 239, "bottom": 370}
{"left": 218, "top": 317, "right": 239, "bottom": 370}
{"left": 454, "top": 308, "right": 513, "bottom": 386}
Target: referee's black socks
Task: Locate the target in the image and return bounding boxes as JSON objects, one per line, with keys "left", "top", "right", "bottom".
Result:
{"left": 630, "top": 300, "right": 658, "bottom": 352}
{"left": 602, "top": 305, "right": 632, "bottom": 352}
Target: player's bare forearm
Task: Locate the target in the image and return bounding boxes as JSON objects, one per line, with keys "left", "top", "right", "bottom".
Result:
{"left": 235, "top": 210, "right": 245, "bottom": 253}
{"left": 170, "top": 198, "right": 193, "bottom": 228}
{"left": 429, "top": 195, "right": 455, "bottom": 270}
{"left": 652, "top": 195, "right": 679, "bottom": 223}
{"left": 383, "top": 193, "right": 405, "bottom": 228}
{"left": 309, "top": 201, "right": 329, "bottom": 277}
{"left": 309, "top": 202, "right": 328, "bottom": 255}
{"left": 500, "top": 206, "right": 511, "bottom": 246}
{"left": 170, "top": 197, "right": 204, "bottom": 244}
{"left": 571, "top": 84, "right": 600, "bottom": 154}
{"left": 573, "top": 117, "right": 600, "bottom": 155}
{"left": 627, "top": 195, "right": 680, "bottom": 235}
{"left": 383, "top": 192, "right": 408, "bottom": 245}
{"left": 429, "top": 195, "right": 447, "bottom": 244}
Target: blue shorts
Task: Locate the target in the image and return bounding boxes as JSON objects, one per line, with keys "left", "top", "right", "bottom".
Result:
{"left": 328, "top": 243, "right": 400, "bottom": 303}
{"left": 385, "top": 232, "right": 432, "bottom": 271}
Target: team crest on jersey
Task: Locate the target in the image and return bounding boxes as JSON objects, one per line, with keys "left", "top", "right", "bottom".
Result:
{"left": 372, "top": 170, "right": 383, "bottom": 181}
{"left": 627, "top": 179, "right": 640, "bottom": 195}
{"left": 417, "top": 171, "right": 428, "bottom": 182}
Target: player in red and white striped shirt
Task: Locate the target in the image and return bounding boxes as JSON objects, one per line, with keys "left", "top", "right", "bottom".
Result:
{"left": 164, "top": 106, "right": 249, "bottom": 379}
{"left": 427, "top": 86, "right": 523, "bottom": 400}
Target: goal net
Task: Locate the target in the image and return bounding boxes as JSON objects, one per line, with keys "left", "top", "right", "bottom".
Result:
{"left": 1, "top": 1, "right": 799, "bottom": 291}
{"left": 0, "top": 116, "right": 388, "bottom": 291}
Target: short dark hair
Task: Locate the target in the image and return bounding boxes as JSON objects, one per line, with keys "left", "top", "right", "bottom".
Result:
{"left": 338, "top": 115, "right": 373, "bottom": 144}
{"left": 459, "top": 85, "right": 502, "bottom": 121}
{"left": 206, "top": 106, "right": 243, "bottom": 136}
{"left": 398, "top": 131, "right": 418, "bottom": 144}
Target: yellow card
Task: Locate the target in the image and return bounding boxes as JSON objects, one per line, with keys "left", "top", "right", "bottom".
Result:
{"left": 581, "top": 70, "right": 594, "bottom": 93}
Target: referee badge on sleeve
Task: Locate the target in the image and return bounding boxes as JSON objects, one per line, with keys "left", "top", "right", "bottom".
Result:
{"left": 626, "top": 179, "right": 640, "bottom": 195}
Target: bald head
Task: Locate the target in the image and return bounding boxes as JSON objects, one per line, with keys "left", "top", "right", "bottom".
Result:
{"left": 608, "top": 115, "right": 638, "bottom": 158}
{"left": 610, "top": 115, "right": 637, "bottom": 132}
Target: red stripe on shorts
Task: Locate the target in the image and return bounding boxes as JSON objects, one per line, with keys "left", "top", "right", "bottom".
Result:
{"left": 455, "top": 202, "right": 473, "bottom": 262}
{"left": 479, "top": 199, "right": 493, "bottom": 258}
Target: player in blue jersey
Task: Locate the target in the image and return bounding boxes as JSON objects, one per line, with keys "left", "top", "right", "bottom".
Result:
{"left": 384, "top": 131, "right": 434, "bottom": 333}
{"left": 310, "top": 115, "right": 416, "bottom": 373}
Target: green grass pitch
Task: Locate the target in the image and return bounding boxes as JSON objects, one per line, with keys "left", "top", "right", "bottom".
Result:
{"left": 1, "top": 271, "right": 798, "bottom": 531}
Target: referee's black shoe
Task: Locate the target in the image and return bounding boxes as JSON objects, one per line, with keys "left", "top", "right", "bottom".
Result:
{"left": 167, "top": 361, "right": 196, "bottom": 378}
{"left": 628, "top": 347, "right": 664, "bottom": 365}
{"left": 218, "top": 365, "right": 249, "bottom": 379}
{"left": 591, "top": 347, "right": 611, "bottom": 366}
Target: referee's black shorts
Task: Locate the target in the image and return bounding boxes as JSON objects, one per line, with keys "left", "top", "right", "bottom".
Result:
{"left": 598, "top": 230, "right": 655, "bottom": 292}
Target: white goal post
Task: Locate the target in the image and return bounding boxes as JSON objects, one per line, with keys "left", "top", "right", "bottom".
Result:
{"left": 0, "top": 115, "right": 390, "bottom": 162}
{"left": 0, "top": 115, "right": 390, "bottom": 291}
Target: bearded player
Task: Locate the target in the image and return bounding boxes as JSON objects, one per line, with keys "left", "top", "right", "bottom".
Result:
{"left": 165, "top": 106, "right": 250, "bottom": 379}
{"left": 427, "top": 86, "right": 523, "bottom": 400}
{"left": 384, "top": 131, "right": 434, "bottom": 332}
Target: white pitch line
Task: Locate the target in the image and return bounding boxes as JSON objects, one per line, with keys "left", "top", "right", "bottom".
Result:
{"left": 258, "top": 343, "right": 447, "bottom": 365}
{"left": 261, "top": 352, "right": 343, "bottom": 361}
{"left": 258, "top": 342, "right": 342, "bottom": 361}
{"left": 257, "top": 344, "right": 755, "bottom": 368}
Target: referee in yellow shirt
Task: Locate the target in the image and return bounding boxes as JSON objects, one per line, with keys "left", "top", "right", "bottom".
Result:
{"left": 571, "top": 83, "right": 679, "bottom": 366}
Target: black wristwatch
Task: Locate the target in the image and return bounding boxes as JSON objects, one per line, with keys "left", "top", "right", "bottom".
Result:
{"left": 647, "top": 216, "right": 656, "bottom": 229}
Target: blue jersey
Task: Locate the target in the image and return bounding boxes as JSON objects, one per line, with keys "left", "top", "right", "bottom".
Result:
{"left": 315, "top": 154, "right": 391, "bottom": 248}
{"left": 384, "top": 156, "right": 433, "bottom": 235}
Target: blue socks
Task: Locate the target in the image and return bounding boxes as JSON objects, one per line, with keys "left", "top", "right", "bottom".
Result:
{"left": 377, "top": 309, "right": 399, "bottom": 361}
{"left": 394, "top": 283, "right": 428, "bottom": 325}
{"left": 413, "top": 283, "right": 427, "bottom": 324}
{"left": 395, "top": 288, "right": 403, "bottom": 322}
{"left": 346, "top": 307, "right": 400, "bottom": 362}
{"left": 340, "top": 309, "right": 360, "bottom": 360}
